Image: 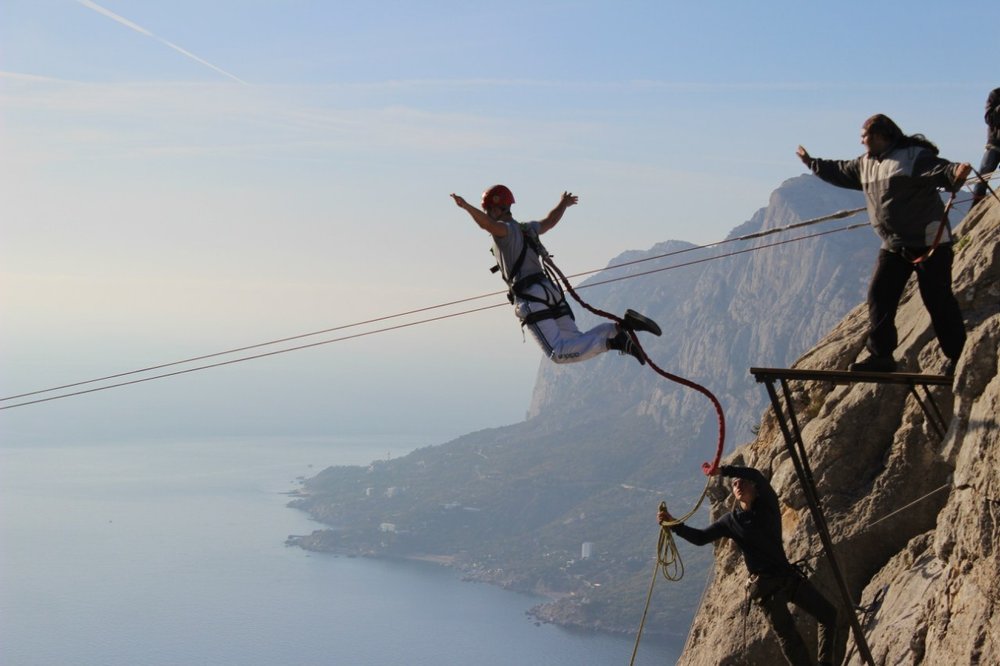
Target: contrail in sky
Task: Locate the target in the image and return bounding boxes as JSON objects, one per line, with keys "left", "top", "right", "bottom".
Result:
{"left": 75, "top": 0, "right": 248, "bottom": 84}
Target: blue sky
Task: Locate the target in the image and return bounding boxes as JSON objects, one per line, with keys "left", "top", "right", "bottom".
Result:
{"left": 1, "top": 0, "right": 996, "bottom": 446}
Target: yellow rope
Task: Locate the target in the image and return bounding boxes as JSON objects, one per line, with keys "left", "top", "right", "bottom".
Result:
{"left": 629, "top": 476, "right": 714, "bottom": 666}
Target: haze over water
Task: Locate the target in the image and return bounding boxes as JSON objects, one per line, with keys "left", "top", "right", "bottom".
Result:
{"left": 0, "top": 436, "right": 679, "bottom": 665}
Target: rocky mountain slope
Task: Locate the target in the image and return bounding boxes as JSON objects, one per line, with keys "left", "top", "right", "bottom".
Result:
{"left": 676, "top": 195, "right": 999, "bottom": 665}
{"left": 288, "top": 175, "right": 890, "bottom": 640}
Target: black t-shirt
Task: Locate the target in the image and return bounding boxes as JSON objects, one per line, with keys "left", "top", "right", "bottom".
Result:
{"left": 671, "top": 465, "right": 793, "bottom": 576}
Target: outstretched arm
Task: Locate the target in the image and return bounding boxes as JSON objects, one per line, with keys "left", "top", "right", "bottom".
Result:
{"left": 796, "top": 146, "right": 863, "bottom": 191}
{"left": 451, "top": 193, "right": 508, "bottom": 237}
{"left": 657, "top": 504, "right": 730, "bottom": 546}
{"left": 911, "top": 156, "right": 973, "bottom": 192}
{"left": 538, "top": 191, "right": 578, "bottom": 235}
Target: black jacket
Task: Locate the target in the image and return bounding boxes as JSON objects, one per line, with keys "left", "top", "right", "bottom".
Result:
{"left": 670, "top": 465, "right": 793, "bottom": 577}
{"left": 985, "top": 87, "right": 1000, "bottom": 147}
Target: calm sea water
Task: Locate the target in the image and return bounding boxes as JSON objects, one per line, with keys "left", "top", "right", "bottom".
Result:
{"left": 0, "top": 436, "right": 680, "bottom": 665}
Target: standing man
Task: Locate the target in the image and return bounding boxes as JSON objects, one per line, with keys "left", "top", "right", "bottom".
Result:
{"left": 659, "top": 466, "right": 839, "bottom": 666}
{"left": 451, "top": 185, "right": 661, "bottom": 365}
{"left": 972, "top": 87, "right": 1000, "bottom": 204}
{"left": 797, "top": 114, "right": 971, "bottom": 374}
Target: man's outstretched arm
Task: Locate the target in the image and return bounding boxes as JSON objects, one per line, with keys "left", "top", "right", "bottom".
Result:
{"left": 538, "top": 191, "right": 578, "bottom": 234}
{"left": 451, "top": 193, "right": 508, "bottom": 237}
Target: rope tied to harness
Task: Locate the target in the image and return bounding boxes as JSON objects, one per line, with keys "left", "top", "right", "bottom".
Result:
{"left": 538, "top": 253, "right": 727, "bottom": 476}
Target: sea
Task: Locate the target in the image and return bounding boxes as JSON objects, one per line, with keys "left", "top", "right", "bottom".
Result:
{"left": 0, "top": 435, "right": 681, "bottom": 665}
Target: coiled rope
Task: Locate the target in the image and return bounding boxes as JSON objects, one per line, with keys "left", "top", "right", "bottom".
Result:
{"left": 627, "top": 486, "right": 714, "bottom": 666}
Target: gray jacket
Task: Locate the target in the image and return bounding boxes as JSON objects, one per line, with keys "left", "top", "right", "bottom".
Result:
{"left": 807, "top": 144, "right": 964, "bottom": 251}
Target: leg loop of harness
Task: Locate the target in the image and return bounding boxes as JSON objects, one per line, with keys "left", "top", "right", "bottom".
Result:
{"left": 521, "top": 301, "right": 574, "bottom": 326}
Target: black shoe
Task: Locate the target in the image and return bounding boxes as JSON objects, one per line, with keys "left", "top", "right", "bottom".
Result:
{"left": 849, "top": 355, "right": 897, "bottom": 373}
{"left": 622, "top": 309, "right": 662, "bottom": 336}
{"left": 944, "top": 358, "right": 958, "bottom": 378}
{"left": 608, "top": 331, "right": 645, "bottom": 365}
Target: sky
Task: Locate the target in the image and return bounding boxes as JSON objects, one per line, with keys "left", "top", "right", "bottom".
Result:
{"left": 1, "top": 0, "right": 997, "bottom": 447}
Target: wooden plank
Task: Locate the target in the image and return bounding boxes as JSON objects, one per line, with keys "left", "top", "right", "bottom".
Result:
{"left": 749, "top": 366, "right": 951, "bottom": 387}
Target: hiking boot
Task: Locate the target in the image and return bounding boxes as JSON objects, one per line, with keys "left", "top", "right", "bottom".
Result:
{"left": 608, "top": 331, "right": 645, "bottom": 365}
{"left": 848, "top": 355, "right": 897, "bottom": 373}
{"left": 622, "top": 309, "right": 662, "bottom": 336}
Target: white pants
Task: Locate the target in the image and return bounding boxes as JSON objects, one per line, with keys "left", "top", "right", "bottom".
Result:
{"left": 514, "top": 282, "right": 618, "bottom": 364}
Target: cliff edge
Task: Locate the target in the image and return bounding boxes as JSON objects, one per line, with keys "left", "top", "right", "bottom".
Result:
{"left": 677, "top": 195, "right": 1000, "bottom": 665}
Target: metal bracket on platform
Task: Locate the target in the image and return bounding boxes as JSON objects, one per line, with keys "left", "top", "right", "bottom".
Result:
{"left": 749, "top": 366, "right": 952, "bottom": 666}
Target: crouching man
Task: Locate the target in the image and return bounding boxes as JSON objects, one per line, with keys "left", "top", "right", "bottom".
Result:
{"left": 659, "top": 466, "right": 838, "bottom": 665}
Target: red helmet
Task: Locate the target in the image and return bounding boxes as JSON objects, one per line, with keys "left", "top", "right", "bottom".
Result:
{"left": 482, "top": 184, "right": 515, "bottom": 209}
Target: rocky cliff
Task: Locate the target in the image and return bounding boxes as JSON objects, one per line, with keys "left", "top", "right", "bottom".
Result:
{"left": 676, "top": 195, "right": 999, "bottom": 665}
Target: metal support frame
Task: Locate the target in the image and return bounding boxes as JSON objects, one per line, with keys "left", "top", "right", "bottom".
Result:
{"left": 749, "top": 366, "right": 952, "bottom": 666}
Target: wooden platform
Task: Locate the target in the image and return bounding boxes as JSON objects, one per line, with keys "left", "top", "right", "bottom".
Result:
{"left": 750, "top": 366, "right": 952, "bottom": 387}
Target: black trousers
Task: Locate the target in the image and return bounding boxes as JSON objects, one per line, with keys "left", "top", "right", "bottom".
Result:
{"left": 866, "top": 245, "right": 966, "bottom": 361}
{"left": 753, "top": 574, "right": 838, "bottom": 666}
{"left": 973, "top": 144, "right": 999, "bottom": 198}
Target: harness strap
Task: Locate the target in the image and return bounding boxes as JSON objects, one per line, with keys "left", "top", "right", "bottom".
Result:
{"left": 512, "top": 271, "right": 547, "bottom": 291}
{"left": 909, "top": 191, "right": 956, "bottom": 266}
{"left": 491, "top": 222, "right": 548, "bottom": 283}
{"left": 521, "top": 302, "right": 574, "bottom": 326}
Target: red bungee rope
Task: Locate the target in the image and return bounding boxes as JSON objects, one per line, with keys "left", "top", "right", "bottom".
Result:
{"left": 541, "top": 255, "right": 726, "bottom": 476}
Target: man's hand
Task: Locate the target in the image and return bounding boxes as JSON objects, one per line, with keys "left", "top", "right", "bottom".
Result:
{"left": 658, "top": 503, "right": 675, "bottom": 525}
{"left": 451, "top": 193, "right": 470, "bottom": 209}
{"left": 538, "top": 191, "right": 578, "bottom": 234}
{"left": 796, "top": 145, "right": 812, "bottom": 166}
{"left": 953, "top": 162, "right": 973, "bottom": 190}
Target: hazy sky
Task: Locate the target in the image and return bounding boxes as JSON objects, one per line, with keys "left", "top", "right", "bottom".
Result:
{"left": 1, "top": 0, "right": 995, "bottom": 446}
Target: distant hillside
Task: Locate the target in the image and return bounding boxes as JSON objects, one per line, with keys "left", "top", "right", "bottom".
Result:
{"left": 287, "top": 175, "right": 875, "bottom": 639}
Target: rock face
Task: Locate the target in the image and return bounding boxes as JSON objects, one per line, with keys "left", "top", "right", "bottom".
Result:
{"left": 675, "top": 197, "right": 1000, "bottom": 665}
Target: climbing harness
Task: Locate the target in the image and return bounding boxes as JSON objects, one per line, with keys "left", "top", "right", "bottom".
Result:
{"left": 490, "top": 222, "right": 575, "bottom": 327}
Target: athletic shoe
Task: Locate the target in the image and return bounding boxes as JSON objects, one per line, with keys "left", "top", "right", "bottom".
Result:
{"left": 608, "top": 331, "right": 645, "bottom": 365}
{"left": 622, "top": 309, "right": 662, "bottom": 336}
